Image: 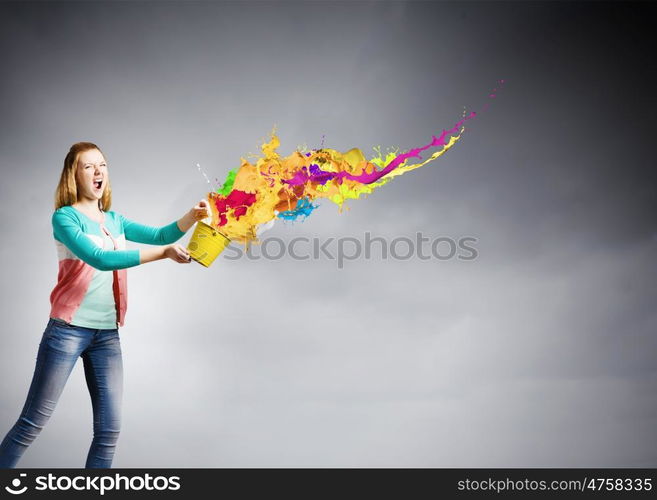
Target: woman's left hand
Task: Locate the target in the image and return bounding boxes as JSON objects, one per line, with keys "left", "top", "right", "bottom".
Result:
{"left": 189, "top": 199, "right": 211, "bottom": 222}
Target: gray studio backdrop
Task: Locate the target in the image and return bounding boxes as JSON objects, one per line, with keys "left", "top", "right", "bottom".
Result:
{"left": 0, "top": 1, "right": 655, "bottom": 467}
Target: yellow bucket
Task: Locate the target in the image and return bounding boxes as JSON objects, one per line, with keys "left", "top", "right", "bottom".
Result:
{"left": 186, "top": 221, "right": 231, "bottom": 267}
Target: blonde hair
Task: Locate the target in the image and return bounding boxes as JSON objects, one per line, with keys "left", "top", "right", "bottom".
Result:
{"left": 55, "top": 142, "right": 112, "bottom": 210}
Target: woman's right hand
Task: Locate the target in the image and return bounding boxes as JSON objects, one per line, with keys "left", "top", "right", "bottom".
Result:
{"left": 164, "top": 244, "right": 192, "bottom": 263}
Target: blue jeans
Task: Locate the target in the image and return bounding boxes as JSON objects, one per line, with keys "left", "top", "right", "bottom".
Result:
{"left": 0, "top": 318, "right": 123, "bottom": 468}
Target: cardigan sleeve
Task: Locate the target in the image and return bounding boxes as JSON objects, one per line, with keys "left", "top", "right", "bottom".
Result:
{"left": 118, "top": 213, "right": 186, "bottom": 245}
{"left": 52, "top": 210, "right": 141, "bottom": 271}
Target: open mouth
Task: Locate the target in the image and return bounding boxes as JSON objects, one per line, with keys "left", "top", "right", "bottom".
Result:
{"left": 93, "top": 179, "right": 103, "bottom": 190}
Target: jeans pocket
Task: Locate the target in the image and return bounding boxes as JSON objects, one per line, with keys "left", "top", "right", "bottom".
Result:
{"left": 43, "top": 320, "right": 88, "bottom": 355}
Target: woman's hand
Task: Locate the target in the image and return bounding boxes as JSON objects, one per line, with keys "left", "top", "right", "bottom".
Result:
{"left": 164, "top": 244, "right": 192, "bottom": 263}
{"left": 177, "top": 198, "right": 212, "bottom": 233}
{"left": 190, "top": 198, "right": 211, "bottom": 222}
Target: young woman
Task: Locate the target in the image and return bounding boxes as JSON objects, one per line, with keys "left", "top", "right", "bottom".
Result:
{"left": 0, "top": 142, "right": 210, "bottom": 468}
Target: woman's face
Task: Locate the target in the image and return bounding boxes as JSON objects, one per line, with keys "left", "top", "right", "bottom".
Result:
{"left": 75, "top": 148, "right": 108, "bottom": 203}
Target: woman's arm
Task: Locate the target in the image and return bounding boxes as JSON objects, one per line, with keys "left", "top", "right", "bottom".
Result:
{"left": 120, "top": 216, "right": 186, "bottom": 246}
{"left": 53, "top": 210, "right": 141, "bottom": 271}
{"left": 139, "top": 245, "right": 191, "bottom": 264}
{"left": 53, "top": 211, "right": 191, "bottom": 270}
{"left": 120, "top": 199, "right": 210, "bottom": 245}
{"left": 176, "top": 211, "right": 198, "bottom": 233}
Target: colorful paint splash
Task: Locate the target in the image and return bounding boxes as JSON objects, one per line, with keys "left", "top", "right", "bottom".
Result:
{"left": 204, "top": 82, "right": 505, "bottom": 244}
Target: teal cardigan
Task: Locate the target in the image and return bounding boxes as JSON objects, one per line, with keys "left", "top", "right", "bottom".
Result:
{"left": 50, "top": 206, "right": 185, "bottom": 328}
